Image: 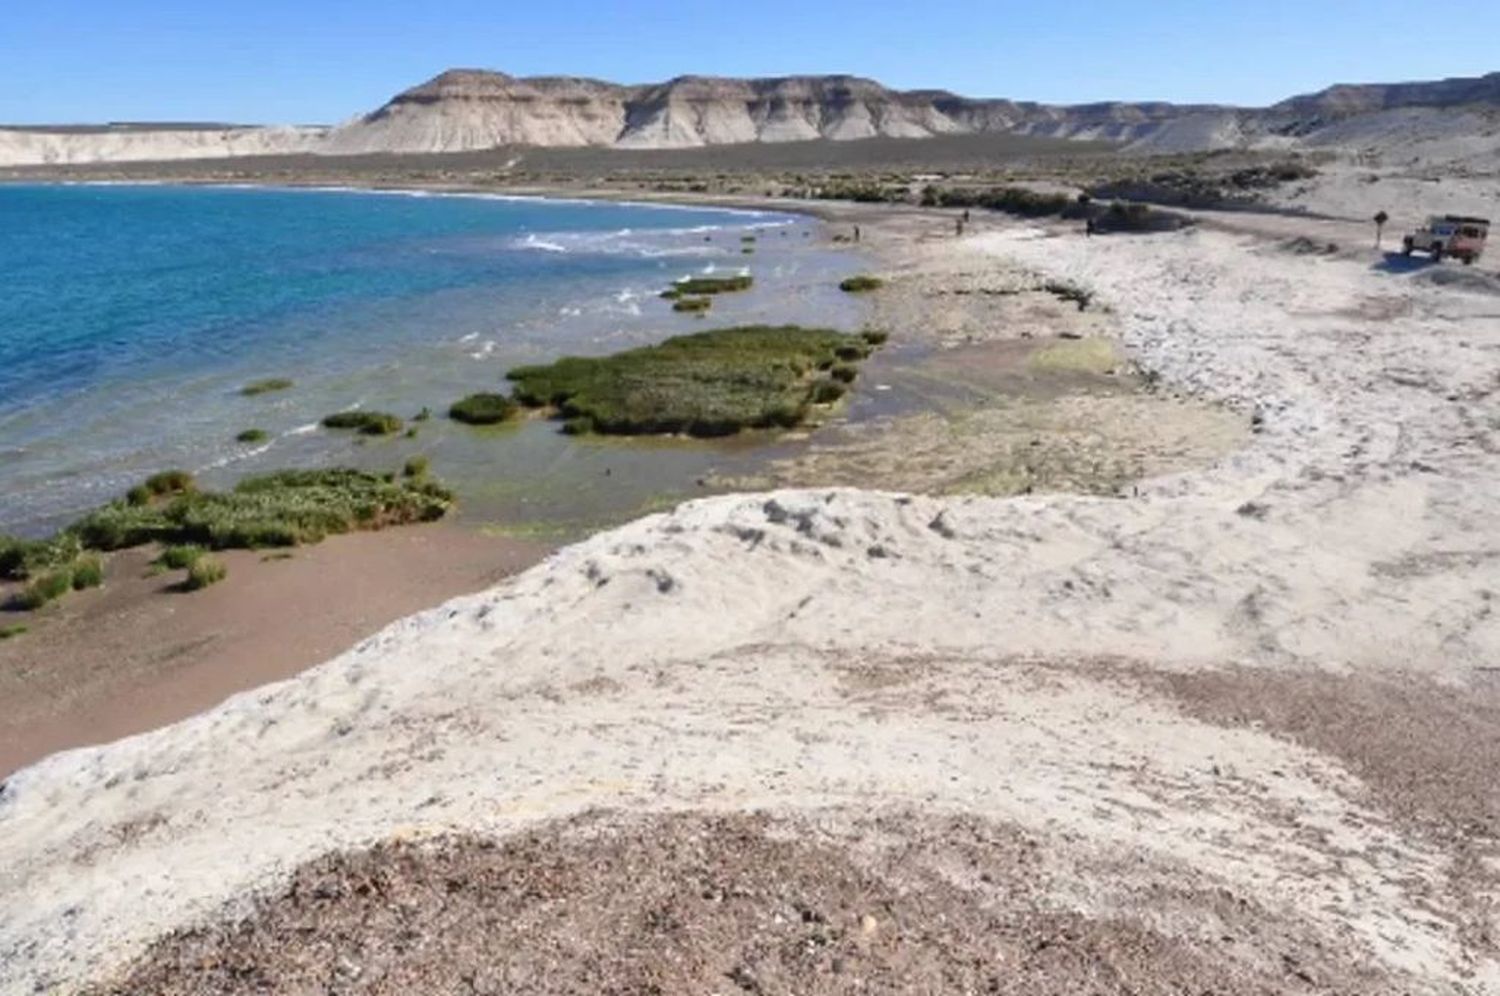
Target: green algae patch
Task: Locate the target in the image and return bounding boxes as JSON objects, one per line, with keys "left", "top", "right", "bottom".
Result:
{"left": 672, "top": 296, "right": 713, "bottom": 314}
{"left": 323, "top": 411, "right": 404, "bottom": 436}
{"left": 659, "top": 274, "right": 753, "bottom": 299}
{"left": 1027, "top": 337, "right": 1121, "bottom": 376}
{"left": 449, "top": 393, "right": 519, "bottom": 426}
{"left": 241, "top": 378, "right": 294, "bottom": 397}
{"left": 236, "top": 428, "right": 269, "bottom": 444}
{"left": 506, "top": 325, "right": 879, "bottom": 438}
{"left": 839, "top": 275, "right": 885, "bottom": 293}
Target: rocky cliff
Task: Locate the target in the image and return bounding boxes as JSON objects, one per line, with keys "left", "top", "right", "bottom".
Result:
{"left": 3, "top": 69, "right": 1497, "bottom": 166}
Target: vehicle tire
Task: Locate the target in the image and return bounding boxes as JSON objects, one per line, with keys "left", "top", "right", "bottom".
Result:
{"left": 1431, "top": 243, "right": 1443, "bottom": 262}
{"left": 1402, "top": 238, "right": 1414, "bottom": 256}
{"left": 1462, "top": 254, "right": 1475, "bottom": 266}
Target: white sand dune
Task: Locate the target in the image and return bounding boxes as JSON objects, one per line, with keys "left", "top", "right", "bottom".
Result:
{"left": 3, "top": 215, "right": 1499, "bottom": 992}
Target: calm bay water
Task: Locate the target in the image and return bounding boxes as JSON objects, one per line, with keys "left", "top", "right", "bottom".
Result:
{"left": 0, "top": 183, "right": 866, "bottom": 537}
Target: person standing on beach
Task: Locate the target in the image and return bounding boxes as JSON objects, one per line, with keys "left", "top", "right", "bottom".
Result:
{"left": 854, "top": 225, "right": 861, "bottom": 243}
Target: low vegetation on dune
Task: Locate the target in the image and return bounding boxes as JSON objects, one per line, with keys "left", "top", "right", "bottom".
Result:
{"left": 0, "top": 623, "right": 26, "bottom": 640}
{"left": 506, "top": 325, "right": 883, "bottom": 437}
{"left": 322, "top": 411, "right": 405, "bottom": 436}
{"left": 448, "top": 393, "right": 518, "bottom": 426}
{"left": 73, "top": 469, "right": 453, "bottom": 551}
{"left": 240, "top": 378, "right": 294, "bottom": 397}
{"left": 839, "top": 275, "right": 884, "bottom": 293}
{"left": 922, "top": 184, "right": 1076, "bottom": 217}
{"left": 919, "top": 184, "right": 1190, "bottom": 233}
{"left": 810, "top": 180, "right": 908, "bottom": 203}
{"left": 659, "top": 274, "right": 753, "bottom": 299}
{"left": 236, "top": 428, "right": 269, "bottom": 444}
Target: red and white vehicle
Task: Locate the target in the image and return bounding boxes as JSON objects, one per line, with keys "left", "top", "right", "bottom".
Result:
{"left": 1403, "top": 215, "right": 1489, "bottom": 265}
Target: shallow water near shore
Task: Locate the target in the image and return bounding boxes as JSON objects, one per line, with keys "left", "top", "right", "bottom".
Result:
{"left": 0, "top": 183, "right": 868, "bottom": 536}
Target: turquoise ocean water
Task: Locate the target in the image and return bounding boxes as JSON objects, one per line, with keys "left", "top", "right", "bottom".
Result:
{"left": 0, "top": 184, "right": 866, "bottom": 537}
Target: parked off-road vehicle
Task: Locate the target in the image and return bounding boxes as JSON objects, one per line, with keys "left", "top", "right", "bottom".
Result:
{"left": 1403, "top": 215, "right": 1489, "bottom": 264}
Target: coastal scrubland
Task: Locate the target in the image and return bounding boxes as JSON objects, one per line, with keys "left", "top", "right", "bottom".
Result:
{"left": 2, "top": 468, "right": 453, "bottom": 611}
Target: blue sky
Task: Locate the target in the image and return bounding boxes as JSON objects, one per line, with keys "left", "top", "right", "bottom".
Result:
{"left": 2, "top": 1, "right": 1494, "bottom": 124}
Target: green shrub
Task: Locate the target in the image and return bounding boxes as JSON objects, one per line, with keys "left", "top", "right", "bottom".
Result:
{"left": 839, "top": 275, "right": 884, "bottom": 293}
{"left": 812, "top": 380, "right": 847, "bottom": 404}
{"left": 158, "top": 544, "right": 205, "bottom": 570}
{"left": 1043, "top": 280, "right": 1094, "bottom": 311}
{"left": 18, "top": 569, "right": 73, "bottom": 609}
{"left": 241, "top": 378, "right": 293, "bottom": 397}
{"left": 185, "top": 556, "right": 227, "bottom": 591}
{"left": 660, "top": 274, "right": 753, "bottom": 299}
{"left": 672, "top": 296, "right": 712, "bottom": 314}
{"left": 144, "top": 470, "right": 196, "bottom": 496}
{"left": 70, "top": 554, "right": 104, "bottom": 590}
{"left": 323, "top": 411, "right": 404, "bottom": 436}
{"left": 860, "top": 329, "right": 890, "bottom": 346}
{"left": 507, "top": 325, "right": 883, "bottom": 437}
{"left": 403, "top": 456, "right": 430, "bottom": 479}
{"left": 70, "top": 468, "right": 454, "bottom": 551}
{"left": 236, "top": 428, "right": 269, "bottom": 444}
{"left": 0, "top": 624, "right": 26, "bottom": 640}
{"left": 830, "top": 364, "right": 859, "bottom": 383}
{"left": 448, "top": 393, "right": 518, "bottom": 426}
{"left": 413, "top": 407, "right": 432, "bottom": 422}
{"left": 0, "top": 533, "right": 82, "bottom": 581}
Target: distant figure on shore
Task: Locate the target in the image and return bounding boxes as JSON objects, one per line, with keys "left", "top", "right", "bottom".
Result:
{"left": 963, "top": 209, "right": 971, "bottom": 224}
{"left": 1085, "top": 217, "right": 1096, "bottom": 237}
{"left": 956, "top": 217, "right": 965, "bottom": 236}
{"left": 853, "top": 225, "right": 861, "bottom": 243}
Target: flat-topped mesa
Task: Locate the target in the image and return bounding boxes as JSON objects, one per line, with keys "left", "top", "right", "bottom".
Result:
{"left": 1269, "top": 70, "right": 1500, "bottom": 118}
{"left": 327, "top": 69, "right": 633, "bottom": 152}
{"left": 2, "top": 68, "right": 1499, "bottom": 165}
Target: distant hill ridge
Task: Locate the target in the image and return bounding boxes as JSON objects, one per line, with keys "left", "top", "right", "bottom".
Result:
{"left": 2, "top": 68, "right": 1497, "bottom": 165}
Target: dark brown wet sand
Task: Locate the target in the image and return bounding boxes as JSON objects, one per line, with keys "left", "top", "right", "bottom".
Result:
{"left": 0, "top": 525, "right": 549, "bottom": 778}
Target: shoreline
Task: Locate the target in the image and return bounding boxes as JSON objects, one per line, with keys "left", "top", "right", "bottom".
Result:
{"left": 0, "top": 185, "right": 882, "bottom": 776}
{"left": 0, "top": 524, "right": 550, "bottom": 778}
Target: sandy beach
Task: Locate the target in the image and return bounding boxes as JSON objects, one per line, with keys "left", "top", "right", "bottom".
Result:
{"left": 1, "top": 161, "right": 1497, "bottom": 994}
{"left": 0, "top": 525, "right": 548, "bottom": 777}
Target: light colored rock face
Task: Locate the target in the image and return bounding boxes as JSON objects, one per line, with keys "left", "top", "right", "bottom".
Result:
{"left": 0, "top": 68, "right": 1497, "bottom": 165}
{"left": 0, "top": 124, "right": 325, "bottom": 166}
